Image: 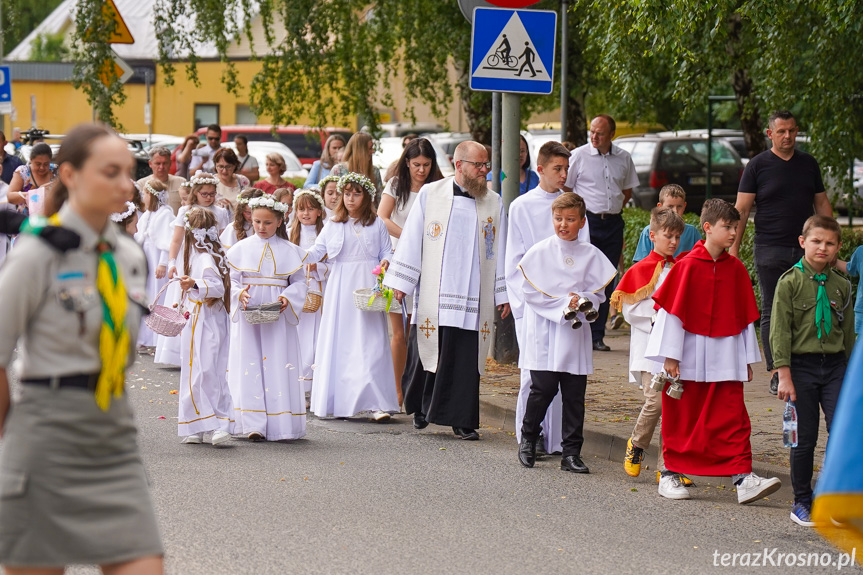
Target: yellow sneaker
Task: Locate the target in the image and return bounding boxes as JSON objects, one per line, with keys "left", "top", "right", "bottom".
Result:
{"left": 624, "top": 438, "right": 644, "bottom": 477}
{"left": 655, "top": 470, "right": 696, "bottom": 487}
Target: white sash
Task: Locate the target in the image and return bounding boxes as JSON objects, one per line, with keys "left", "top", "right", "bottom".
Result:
{"left": 416, "top": 180, "right": 501, "bottom": 374}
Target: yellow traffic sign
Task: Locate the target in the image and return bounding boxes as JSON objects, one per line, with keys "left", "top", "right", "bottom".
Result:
{"left": 86, "top": 0, "right": 134, "bottom": 44}
{"left": 99, "top": 52, "right": 134, "bottom": 86}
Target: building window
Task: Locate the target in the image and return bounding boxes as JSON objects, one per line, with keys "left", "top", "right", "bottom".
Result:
{"left": 236, "top": 104, "right": 257, "bottom": 125}
{"left": 194, "top": 104, "right": 219, "bottom": 130}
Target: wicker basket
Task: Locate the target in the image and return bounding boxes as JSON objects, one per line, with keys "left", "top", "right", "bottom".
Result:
{"left": 302, "top": 269, "right": 323, "bottom": 313}
{"left": 353, "top": 288, "right": 397, "bottom": 313}
{"left": 144, "top": 279, "right": 187, "bottom": 337}
{"left": 242, "top": 301, "right": 282, "bottom": 324}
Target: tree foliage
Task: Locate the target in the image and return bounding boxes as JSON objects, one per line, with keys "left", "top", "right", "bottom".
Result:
{"left": 28, "top": 32, "right": 69, "bottom": 62}
{"left": 1, "top": 0, "right": 64, "bottom": 55}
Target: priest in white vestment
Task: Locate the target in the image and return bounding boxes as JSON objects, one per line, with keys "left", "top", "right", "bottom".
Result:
{"left": 384, "top": 142, "right": 510, "bottom": 441}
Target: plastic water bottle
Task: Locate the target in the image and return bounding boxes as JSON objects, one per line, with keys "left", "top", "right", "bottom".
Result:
{"left": 783, "top": 401, "right": 798, "bottom": 448}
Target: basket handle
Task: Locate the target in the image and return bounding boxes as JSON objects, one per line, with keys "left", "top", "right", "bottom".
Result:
{"left": 149, "top": 278, "right": 185, "bottom": 312}
{"left": 305, "top": 264, "right": 312, "bottom": 287}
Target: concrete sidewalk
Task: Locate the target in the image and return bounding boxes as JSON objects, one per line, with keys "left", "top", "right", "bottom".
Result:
{"left": 478, "top": 327, "right": 826, "bottom": 500}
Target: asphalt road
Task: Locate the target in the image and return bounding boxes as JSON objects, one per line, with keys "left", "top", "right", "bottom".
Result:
{"left": 57, "top": 353, "right": 860, "bottom": 574}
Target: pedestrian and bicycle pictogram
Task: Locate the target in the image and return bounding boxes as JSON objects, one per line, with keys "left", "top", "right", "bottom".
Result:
{"left": 470, "top": 7, "right": 557, "bottom": 95}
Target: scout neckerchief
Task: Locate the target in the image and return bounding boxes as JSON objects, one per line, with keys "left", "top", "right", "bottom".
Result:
{"left": 23, "top": 214, "right": 129, "bottom": 410}
{"left": 793, "top": 258, "right": 831, "bottom": 340}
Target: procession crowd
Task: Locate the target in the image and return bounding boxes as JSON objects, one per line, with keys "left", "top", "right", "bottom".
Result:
{"left": 0, "top": 110, "right": 858, "bottom": 572}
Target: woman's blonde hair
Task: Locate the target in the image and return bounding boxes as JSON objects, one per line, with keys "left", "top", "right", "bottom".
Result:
{"left": 266, "top": 152, "right": 286, "bottom": 174}
{"left": 341, "top": 133, "right": 376, "bottom": 184}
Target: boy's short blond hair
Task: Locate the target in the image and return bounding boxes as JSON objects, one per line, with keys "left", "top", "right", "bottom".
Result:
{"left": 802, "top": 214, "right": 841, "bottom": 241}
{"left": 658, "top": 184, "right": 686, "bottom": 203}
{"left": 649, "top": 206, "right": 685, "bottom": 235}
{"left": 551, "top": 192, "right": 586, "bottom": 219}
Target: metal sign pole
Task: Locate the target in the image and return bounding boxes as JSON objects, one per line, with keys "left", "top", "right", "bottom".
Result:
{"left": 501, "top": 93, "right": 520, "bottom": 209}
{"left": 559, "top": 0, "right": 568, "bottom": 142}
{"left": 492, "top": 92, "right": 502, "bottom": 195}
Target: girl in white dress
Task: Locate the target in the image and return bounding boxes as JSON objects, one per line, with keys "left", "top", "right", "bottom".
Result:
{"left": 226, "top": 195, "right": 308, "bottom": 441}
{"left": 289, "top": 188, "right": 328, "bottom": 392}
{"left": 319, "top": 175, "right": 340, "bottom": 220}
{"left": 306, "top": 173, "right": 399, "bottom": 422}
{"left": 177, "top": 207, "right": 234, "bottom": 446}
{"left": 219, "top": 187, "right": 263, "bottom": 249}
{"left": 135, "top": 180, "right": 174, "bottom": 347}
{"left": 155, "top": 172, "right": 231, "bottom": 366}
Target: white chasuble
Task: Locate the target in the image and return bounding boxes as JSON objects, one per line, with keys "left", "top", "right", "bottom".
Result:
{"left": 384, "top": 177, "right": 508, "bottom": 375}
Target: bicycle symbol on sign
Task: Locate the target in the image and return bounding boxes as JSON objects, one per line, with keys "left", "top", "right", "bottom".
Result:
{"left": 486, "top": 34, "right": 518, "bottom": 69}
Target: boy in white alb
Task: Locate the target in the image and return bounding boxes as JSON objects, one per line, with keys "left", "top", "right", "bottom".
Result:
{"left": 517, "top": 193, "right": 616, "bottom": 473}
{"left": 506, "top": 141, "right": 590, "bottom": 455}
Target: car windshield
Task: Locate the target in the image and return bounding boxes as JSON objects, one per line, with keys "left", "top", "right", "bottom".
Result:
{"left": 659, "top": 140, "right": 738, "bottom": 169}
{"left": 616, "top": 141, "right": 657, "bottom": 167}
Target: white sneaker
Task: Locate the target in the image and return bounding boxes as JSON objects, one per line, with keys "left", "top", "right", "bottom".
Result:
{"left": 658, "top": 473, "right": 691, "bottom": 500}
{"left": 211, "top": 430, "right": 231, "bottom": 446}
{"left": 371, "top": 411, "right": 391, "bottom": 422}
{"left": 181, "top": 433, "right": 203, "bottom": 444}
{"left": 736, "top": 473, "right": 781, "bottom": 504}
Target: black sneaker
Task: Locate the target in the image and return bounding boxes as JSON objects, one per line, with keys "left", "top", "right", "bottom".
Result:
{"left": 769, "top": 372, "right": 779, "bottom": 396}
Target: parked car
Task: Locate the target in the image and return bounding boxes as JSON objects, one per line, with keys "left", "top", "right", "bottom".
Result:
{"left": 196, "top": 125, "right": 353, "bottom": 168}
{"left": 364, "top": 122, "right": 445, "bottom": 138}
{"left": 614, "top": 133, "right": 745, "bottom": 212}
{"left": 427, "top": 132, "right": 472, "bottom": 164}
{"left": 220, "top": 141, "right": 308, "bottom": 182}
{"left": 372, "top": 136, "right": 455, "bottom": 180}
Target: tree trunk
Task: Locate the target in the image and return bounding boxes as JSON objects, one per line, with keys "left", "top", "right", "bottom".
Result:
{"left": 727, "top": 13, "right": 766, "bottom": 159}
{"left": 563, "top": 11, "right": 588, "bottom": 147}
{"left": 454, "top": 61, "right": 493, "bottom": 144}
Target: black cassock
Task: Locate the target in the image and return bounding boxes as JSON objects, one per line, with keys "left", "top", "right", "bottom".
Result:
{"left": 402, "top": 325, "right": 480, "bottom": 429}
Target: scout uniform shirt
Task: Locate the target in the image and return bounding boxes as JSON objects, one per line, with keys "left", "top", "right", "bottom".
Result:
{"left": 769, "top": 259, "right": 855, "bottom": 369}
{"left": 0, "top": 203, "right": 148, "bottom": 379}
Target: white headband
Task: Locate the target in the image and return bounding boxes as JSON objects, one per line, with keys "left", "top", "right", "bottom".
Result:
{"left": 248, "top": 195, "right": 290, "bottom": 214}
{"left": 111, "top": 201, "right": 136, "bottom": 223}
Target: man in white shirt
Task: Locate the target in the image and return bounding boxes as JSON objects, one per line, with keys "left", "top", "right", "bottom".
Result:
{"left": 136, "top": 146, "right": 187, "bottom": 215}
{"left": 190, "top": 124, "right": 222, "bottom": 173}
{"left": 563, "top": 114, "right": 639, "bottom": 352}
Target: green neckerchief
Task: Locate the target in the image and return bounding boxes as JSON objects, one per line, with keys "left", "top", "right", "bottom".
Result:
{"left": 793, "top": 258, "right": 831, "bottom": 340}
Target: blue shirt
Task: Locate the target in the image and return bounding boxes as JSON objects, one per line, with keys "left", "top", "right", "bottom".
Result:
{"left": 303, "top": 160, "right": 333, "bottom": 187}
{"left": 846, "top": 246, "right": 863, "bottom": 334}
{"left": 1, "top": 153, "right": 23, "bottom": 185}
{"left": 486, "top": 169, "right": 540, "bottom": 196}
{"left": 632, "top": 223, "right": 701, "bottom": 262}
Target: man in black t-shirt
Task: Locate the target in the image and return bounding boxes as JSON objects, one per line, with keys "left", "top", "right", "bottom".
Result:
{"left": 730, "top": 110, "right": 832, "bottom": 395}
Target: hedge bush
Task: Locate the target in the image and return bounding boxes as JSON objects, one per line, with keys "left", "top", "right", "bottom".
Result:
{"left": 621, "top": 207, "right": 862, "bottom": 309}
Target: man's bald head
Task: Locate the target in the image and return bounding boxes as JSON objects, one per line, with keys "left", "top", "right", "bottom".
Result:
{"left": 453, "top": 141, "right": 487, "bottom": 164}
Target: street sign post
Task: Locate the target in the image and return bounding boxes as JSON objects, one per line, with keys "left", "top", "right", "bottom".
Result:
{"left": 469, "top": 7, "right": 557, "bottom": 95}
{"left": 0, "top": 66, "right": 11, "bottom": 116}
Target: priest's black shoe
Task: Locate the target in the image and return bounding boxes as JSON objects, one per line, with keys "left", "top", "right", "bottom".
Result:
{"left": 453, "top": 427, "right": 479, "bottom": 440}
{"left": 413, "top": 413, "right": 429, "bottom": 429}
{"left": 518, "top": 438, "right": 537, "bottom": 468}
{"left": 561, "top": 455, "right": 590, "bottom": 473}
{"left": 536, "top": 433, "right": 548, "bottom": 457}
{"left": 592, "top": 340, "right": 611, "bottom": 352}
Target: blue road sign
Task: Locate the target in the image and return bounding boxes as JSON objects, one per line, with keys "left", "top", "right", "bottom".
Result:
{"left": 0, "top": 67, "right": 10, "bottom": 103}
{"left": 469, "top": 7, "right": 557, "bottom": 95}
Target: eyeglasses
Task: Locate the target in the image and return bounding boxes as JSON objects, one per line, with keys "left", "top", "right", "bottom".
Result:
{"left": 207, "top": 137, "right": 220, "bottom": 142}
{"left": 461, "top": 160, "right": 491, "bottom": 170}
{"left": 198, "top": 192, "right": 217, "bottom": 198}
{"left": 215, "top": 164, "right": 233, "bottom": 171}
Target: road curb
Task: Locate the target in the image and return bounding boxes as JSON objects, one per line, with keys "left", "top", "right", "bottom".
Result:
{"left": 480, "top": 397, "right": 794, "bottom": 501}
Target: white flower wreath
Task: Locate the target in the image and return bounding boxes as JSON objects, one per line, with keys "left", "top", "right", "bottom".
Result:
{"left": 337, "top": 172, "right": 376, "bottom": 201}
{"left": 110, "top": 201, "right": 137, "bottom": 223}
{"left": 189, "top": 170, "right": 218, "bottom": 186}
{"left": 248, "top": 195, "right": 290, "bottom": 213}
{"left": 292, "top": 189, "right": 325, "bottom": 211}
{"left": 318, "top": 174, "right": 340, "bottom": 190}
{"left": 144, "top": 181, "right": 168, "bottom": 205}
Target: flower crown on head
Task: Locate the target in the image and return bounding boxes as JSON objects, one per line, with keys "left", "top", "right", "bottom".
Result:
{"left": 318, "top": 174, "right": 340, "bottom": 190}
{"left": 248, "top": 195, "right": 290, "bottom": 214}
{"left": 189, "top": 170, "right": 218, "bottom": 186}
{"left": 144, "top": 181, "right": 167, "bottom": 205}
{"left": 111, "top": 201, "right": 137, "bottom": 223}
{"left": 337, "top": 172, "right": 376, "bottom": 201}
{"left": 293, "top": 189, "right": 325, "bottom": 211}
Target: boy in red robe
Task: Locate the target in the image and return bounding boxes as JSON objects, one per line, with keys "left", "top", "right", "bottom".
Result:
{"left": 644, "top": 199, "right": 781, "bottom": 503}
{"left": 611, "top": 207, "right": 691, "bottom": 485}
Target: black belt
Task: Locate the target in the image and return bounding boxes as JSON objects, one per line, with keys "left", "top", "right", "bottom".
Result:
{"left": 586, "top": 210, "right": 621, "bottom": 220}
{"left": 22, "top": 373, "right": 101, "bottom": 391}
